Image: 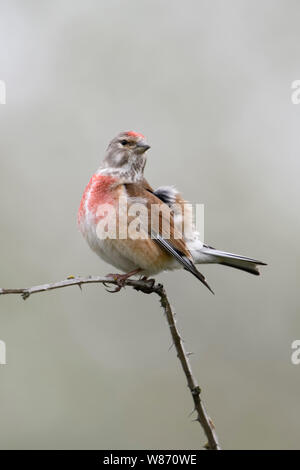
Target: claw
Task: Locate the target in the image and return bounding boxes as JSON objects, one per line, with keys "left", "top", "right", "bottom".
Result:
{"left": 105, "top": 283, "right": 122, "bottom": 293}
{"left": 102, "top": 281, "right": 118, "bottom": 293}
{"left": 104, "top": 270, "right": 141, "bottom": 293}
{"left": 105, "top": 274, "right": 126, "bottom": 292}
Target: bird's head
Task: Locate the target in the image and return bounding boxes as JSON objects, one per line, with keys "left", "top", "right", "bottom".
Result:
{"left": 102, "top": 131, "right": 150, "bottom": 179}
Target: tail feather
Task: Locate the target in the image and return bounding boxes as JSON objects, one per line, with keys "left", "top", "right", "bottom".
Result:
{"left": 183, "top": 264, "right": 215, "bottom": 294}
{"left": 199, "top": 247, "right": 267, "bottom": 276}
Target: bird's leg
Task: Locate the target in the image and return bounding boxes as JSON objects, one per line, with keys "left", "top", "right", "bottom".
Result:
{"left": 104, "top": 269, "right": 142, "bottom": 293}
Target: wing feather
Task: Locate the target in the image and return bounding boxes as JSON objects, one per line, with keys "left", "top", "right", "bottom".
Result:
{"left": 125, "top": 182, "right": 213, "bottom": 293}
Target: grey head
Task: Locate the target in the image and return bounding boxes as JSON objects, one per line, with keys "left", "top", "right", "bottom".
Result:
{"left": 101, "top": 131, "right": 151, "bottom": 181}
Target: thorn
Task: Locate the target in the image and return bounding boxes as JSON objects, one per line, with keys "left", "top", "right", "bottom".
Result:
{"left": 22, "top": 291, "right": 30, "bottom": 300}
{"left": 188, "top": 407, "right": 196, "bottom": 418}
{"left": 78, "top": 283, "right": 82, "bottom": 291}
{"left": 191, "top": 417, "right": 200, "bottom": 423}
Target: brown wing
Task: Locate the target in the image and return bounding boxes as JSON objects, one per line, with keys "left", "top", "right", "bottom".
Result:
{"left": 141, "top": 177, "right": 154, "bottom": 192}
{"left": 125, "top": 182, "right": 213, "bottom": 293}
{"left": 141, "top": 180, "right": 192, "bottom": 234}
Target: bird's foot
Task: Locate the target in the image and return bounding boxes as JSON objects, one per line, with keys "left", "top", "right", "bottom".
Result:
{"left": 139, "top": 275, "right": 155, "bottom": 285}
{"left": 104, "top": 269, "right": 141, "bottom": 293}
{"left": 133, "top": 276, "right": 156, "bottom": 294}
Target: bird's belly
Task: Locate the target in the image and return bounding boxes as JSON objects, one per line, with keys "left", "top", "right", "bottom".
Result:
{"left": 81, "top": 216, "right": 176, "bottom": 274}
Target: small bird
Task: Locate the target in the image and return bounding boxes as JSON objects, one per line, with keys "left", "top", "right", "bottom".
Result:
{"left": 78, "top": 131, "right": 266, "bottom": 293}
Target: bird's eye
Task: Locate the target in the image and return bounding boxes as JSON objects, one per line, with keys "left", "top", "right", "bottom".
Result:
{"left": 120, "top": 139, "right": 128, "bottom": 146}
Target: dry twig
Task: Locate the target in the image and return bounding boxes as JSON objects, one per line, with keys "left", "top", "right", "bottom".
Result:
{"left": 0, "top": 275, "right": 221, "bottom": 450}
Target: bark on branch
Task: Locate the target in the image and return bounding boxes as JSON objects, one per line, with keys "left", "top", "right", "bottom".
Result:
{"left": 0, "top": 275, "right": 221, "bottom": 450}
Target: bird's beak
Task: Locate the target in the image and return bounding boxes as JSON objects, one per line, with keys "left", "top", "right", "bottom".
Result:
{"left": 136, "top": 142, "right": 151, "bottom": 153}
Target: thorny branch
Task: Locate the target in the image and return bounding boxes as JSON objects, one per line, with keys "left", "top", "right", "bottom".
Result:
{"left": 0, "top": 275, "right": 221, "bottom": 450}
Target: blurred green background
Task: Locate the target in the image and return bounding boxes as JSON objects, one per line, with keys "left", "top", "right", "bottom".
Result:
{"left": 0, "top": 0, "right": 299, "bottom": 450}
